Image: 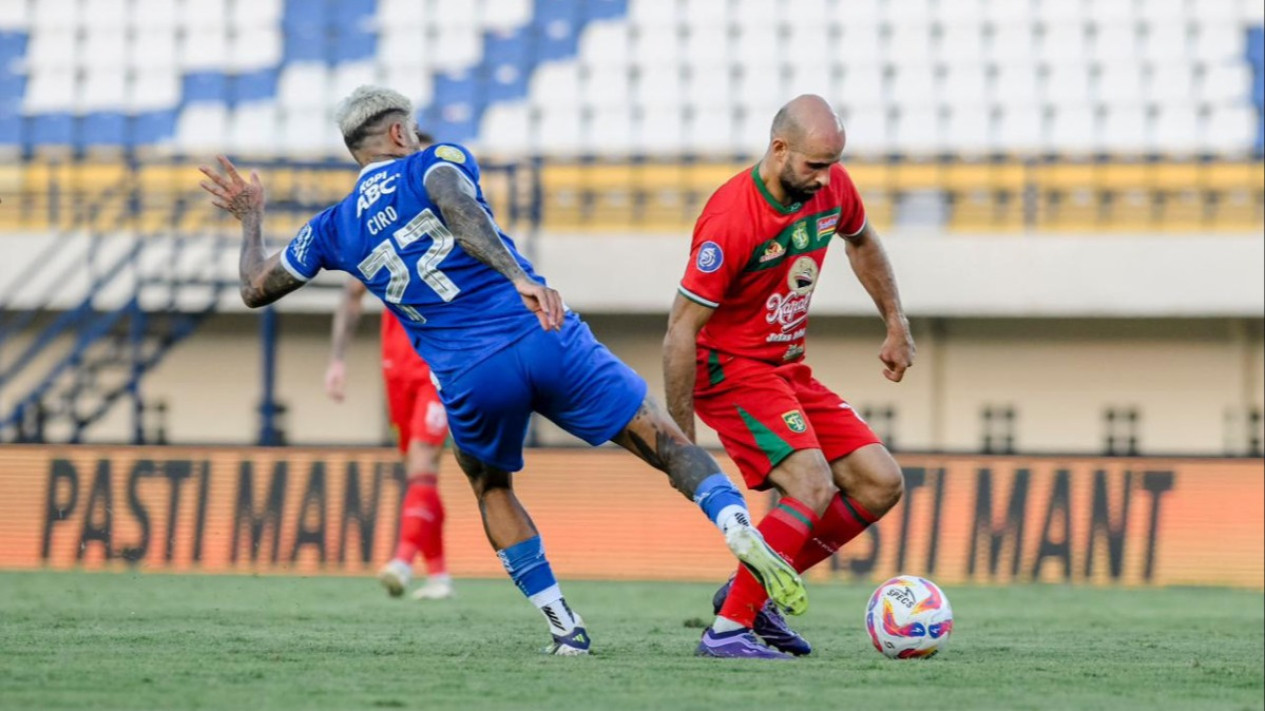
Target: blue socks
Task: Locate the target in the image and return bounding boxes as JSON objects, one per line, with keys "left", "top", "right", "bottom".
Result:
{"left": 693, "top": 474, "right": 752, "bottom": 534}
{"left": 497, "top": 535, "right": 578, "bottom": 635}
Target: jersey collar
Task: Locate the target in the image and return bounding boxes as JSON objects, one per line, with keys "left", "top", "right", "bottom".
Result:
{"left": 750, "top": 164, "right": 803, "bottom": 215}
{"left": 359, "top": 158, "right": 398, "bottom": 178}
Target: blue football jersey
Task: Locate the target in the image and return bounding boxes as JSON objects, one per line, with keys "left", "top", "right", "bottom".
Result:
{"left": 280, "top": 143, "right": 547, "bottom": 382}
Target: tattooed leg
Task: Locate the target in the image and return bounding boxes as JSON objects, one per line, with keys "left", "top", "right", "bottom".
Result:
{"left": 609, "top": 397, "right": 719, "bottom": 499}
{"left": 610, "top": 396, "right": 809, "bottom": 617}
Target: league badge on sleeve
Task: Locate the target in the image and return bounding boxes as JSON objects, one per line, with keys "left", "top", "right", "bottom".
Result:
{"left": 696, "top": 241, "right": 724, "bottom": 273}
{"left": 435, "top": 146, "right": 466, "bottom": 164}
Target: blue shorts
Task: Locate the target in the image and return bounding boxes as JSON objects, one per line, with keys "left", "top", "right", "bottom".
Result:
{"left": 437, "top": 312, "right": 647, "bottom": 472}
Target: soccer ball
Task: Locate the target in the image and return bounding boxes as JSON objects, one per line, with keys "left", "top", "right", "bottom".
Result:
{"left": 865, "top": 575, "right": 954, "bottom": 659}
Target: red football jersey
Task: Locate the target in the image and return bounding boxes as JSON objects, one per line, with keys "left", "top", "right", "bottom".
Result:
{"left": 679, "top": 163, "right": 866, "bottom": 365}
{"left": 380, "top": 310, "right": 432, "bottom": 381}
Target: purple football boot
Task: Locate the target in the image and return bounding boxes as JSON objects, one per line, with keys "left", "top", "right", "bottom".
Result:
{"left": 713, "top": 578, "right": 813, "bottom": 656}
{"left": 695, "top": 628, "right": 794, "bottom": 659}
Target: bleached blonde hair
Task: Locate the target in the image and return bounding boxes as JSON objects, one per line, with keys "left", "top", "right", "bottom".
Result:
{"left": 334, "top": 85, "right": 414, "bottom": 150}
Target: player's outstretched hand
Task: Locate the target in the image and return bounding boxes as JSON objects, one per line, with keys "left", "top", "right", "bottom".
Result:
{"left": 198, "top": 155, "right": 265, "bottom": 222}
{"left": 879, "top": 330, "right": 915, "bottom": 382}
{"left": 514, "top": 277, "right": 565, "bottom": 331}
{"left": 324, "top": 360, "right": 347, "bottom": 402}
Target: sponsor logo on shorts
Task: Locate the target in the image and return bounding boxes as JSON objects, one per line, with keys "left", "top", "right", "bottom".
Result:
{"left": 817, "top": 213, "right": 839, "bottom": 237}
{"left": 435, "top": 145, "right": 466, "bottom": 163}
{"left": 791, "top": 221, "right": 810, "bottom": 250}
{"left": 782, "top": 410, "right": 807, "bottom": 433}
{"left": 696, "top": 241, "right": 724, "bottom": 273}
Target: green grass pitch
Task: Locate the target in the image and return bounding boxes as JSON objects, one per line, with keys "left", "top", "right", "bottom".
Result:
{"left": 1, "top": 571, "right": 1261, "bottom": 710}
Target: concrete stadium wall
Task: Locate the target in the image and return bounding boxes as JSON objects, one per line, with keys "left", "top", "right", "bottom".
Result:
{"left": 4, "top": 311, "right": 1261, "bottom": 455}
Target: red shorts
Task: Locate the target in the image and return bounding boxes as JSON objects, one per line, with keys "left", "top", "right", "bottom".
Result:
{"left": 694, "top": 356, "right": 881, "bottom": 490}
{"left": 385, "top": 375, "right": 449, "bottom": 453}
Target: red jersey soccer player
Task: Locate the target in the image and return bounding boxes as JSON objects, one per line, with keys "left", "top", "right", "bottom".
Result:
{"left": 665, "top": 95, "right": 914, "bottom": 658}
{"left": 326, "top": 278, "right": 453, "bottom": 601}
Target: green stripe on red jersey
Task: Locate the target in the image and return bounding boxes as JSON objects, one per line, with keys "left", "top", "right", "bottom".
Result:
{"left": 743, "top": 207, "right": 844, "bottom": 272}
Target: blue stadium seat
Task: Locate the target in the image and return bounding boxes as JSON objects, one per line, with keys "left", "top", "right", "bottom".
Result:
{"left": 27, "top": 113, "right": 74, "bottom": 145}
{"left": 234, "top": 69, "right": 279, "bottom": 104}
{"left": 483, "top": 30, "right": 531, "bottom": 102}
{"left": 0, "top": 31, "right": 27, "bottom": 64}
{"left": 333, "top": 28, "right": 376, "bottom": 62}
{"left": 533, "top": 0, "right": 581, "bottom": 61}
{"left": 132, "top": 110, "right": 177, "bottom": 145}
{"left": 182, "top": 72, "right": 229, "bottom": 104}
{"left": 283, "top": 0, "right": 330, "bottom": 35}
{"left": 583, "top": 0, "right": 628, "bottom": 21}
{"left": 0, "top": 74, "right": 25, "bottom": 102}
{"left": 332, "top": 0, "right": 376, "bottom": 28}
{"left": 80, "top": 112, "right": 127, "bottom": 147}
{"left": 1248, "top": 27, "right": 1264, "bottom": 66}
{"left": 0, "top": 111, "right": 20, "bottom": 146}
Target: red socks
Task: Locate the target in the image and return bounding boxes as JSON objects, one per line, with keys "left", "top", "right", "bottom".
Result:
{"left": 792, "top": 494, "right": 876, "bottom": 572}
{"left": 393, "top": 475, "right": 447, "bottom": 576}
{"left": 718, "top": 497, "right": 819, "bottom": 628}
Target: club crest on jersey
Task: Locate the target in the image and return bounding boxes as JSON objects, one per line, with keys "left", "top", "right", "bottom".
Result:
{"left": 782, "top": 410, "right": 807, "bottom": 433}
{"left": 817, "top": 213, "right": 839, "bottom": 237}
{"left": 759, "top": 240, "right": 785, "bottom": 263}
{"left": 782, "top": 344, "right": 805, "bottom": 361}
{"left": 791, "top": 222, "right": 810, "bottom": 250}
{"left": 435, "top": 145, "right": 466, "bottom": 163}
{"left": 787, "top": 256, "right": 819, "bottom": 296}
{"left": 696, "top": 241, "right": 724, "bottom": 273}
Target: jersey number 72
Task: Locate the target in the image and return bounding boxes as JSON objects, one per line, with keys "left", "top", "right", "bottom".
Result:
{"left": 357, "top": 209, "right": 460, "bottom": 322}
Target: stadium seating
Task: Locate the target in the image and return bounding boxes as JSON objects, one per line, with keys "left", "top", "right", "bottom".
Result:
{"left": 0, "top": 0, "right": 1261, "bottom": 233}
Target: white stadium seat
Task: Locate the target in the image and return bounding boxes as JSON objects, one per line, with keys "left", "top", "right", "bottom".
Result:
{"left": 892, "top": 108, "right": 944, "bottom": 154}
{"left": 839, "top": 63, "right": 886, "bottom": 110}
{"left": 229, "top": 102, "right": 280, "bottom": 156}
{"left": 1047, "top": 105, "right": 1098, "bottom": 154}
{"left": 25, "top": 28, "right": 78, "bottom": 70}
{"left": 379, "top": 28, "right": 432, "bottom": 67}
{"left": 784, "top": 23, "right": 830, "bottom": 70}
{"left": 1043, "top": 63, "right": 1093, "bottom": 107}
{"left": 1098, "top": 106, "right": 1149, "bottom": 153}
{"left": 994, "top": 106, "right": 1044, "bottom": 153}
{"left": 583, "top": 65, "right": 634, "bottom": 110}
{"left": 382, "top": 64, "right": 434, "bottom": 109}
{"left": 1089, "top": 23, "right": 1140, "bottom": 63}
{"left": 685, "top": 63, "right": 734, "bottom": 113}
{"left": 377, "top": 0, "right": 427, "bottom": 28}
{"left": 1145, "top": 62, "right": 1196, "bottom": 108}
{"left": 1199, "top": 64, "right": 1250, "bottom": 105}
{"left": 279, "top": 109, "right": 331, "bottom": 157}
{"left": 987, "top": 24, "right": 1036, "bottom": 64}
{"left": 481, "top": 0, "right": 533, "bottom": 32}
{"left": 579, "top": 21, "right": 632, "bottom": 69}
{"left": 634, "top": 64, "right": 683, "bottom": 109}
{"left": 784, "top": 63, "right": 835, "bottom": 103}
{"left": 843, "top": 106, "right": 892, "bottom": 153}
{"left": 1192, "top": 24, "right": 1246, "bottom": 65}
{"left": 82, "top": 30, "right": 127, "bottom": 70}
{"left": 22, "top": 68, "right": 77, "bottom": 113}
{"left": 944, "top": 106, "right": 993, "bottom": 154}
{"left": 934, "top": 0, "right": 985, "bottom": 25}
{"left": 129, "top": 28, "right": 178, "bottom": 70}
{"left": 176, "top": 104, "right": 230, "bottom": 153}
{"left": 536, "top": 105, "right": 584, "bottom": 156}
{"left": 682, "top": 26, "right": 730, "bottom": 69}
{"left": 991, "top": 62, "right": 1040, "bottom": 109}
{"left": 1087, "top": 0, "right": 1136, "bottom": 24}
{"left": 179, "top": 0, "right": 228, "bottom": 33}
{"left": 431, "top": 26, "right": 482, "bottom": 72}
{"left": 941, "top": 64, "right": 988, "bottom": 109}
{"left": 585, "top": 106, "right": 635, "bottom": 155}
{"left": 180, "top": 28, "right": 229, "bottom": 72}
{"left": 228, "top": 27, "right": 283, "bottom": 72}
{"left": 82, "top": 0, "right": 128, "bottom": 32}
{"left": 129, "top": 69, "right": 180, "bottom": 112}
{"left": 232, "top": 0, "right": 284, "bottom": 30}
{"left": 631, "top": 25, "right": 682, "bottom": 68}
{"left": 530, "top": 63, "right": 581, "bottom": 110}
{"left": 78, "top": 68, "right": 127, "bottom": 112}
{"left": 889, "top": 64, "right": 939, "bottom": 110}
{"left": 1038, "top": 23, "right": 1089, "bottom": 65}
{"left": 732, "top": 25, "right": 779, "bottom": 74}
{"left": 1150, "top": 105, "right": 1202, "bottom": 155}
{"left": 938, "top": 23, "right": 988, "bottom": 65}
{"left": 685, "top": 107, "right": 735, "bottom": 155}
{"left": 637, "top": 106, "right": 686, "bottom": 154}
{"left": 278, "top": 63, "right": 330, "bottom": 111}
{"left": 0, "top": 0, "right": 29, "bottom": 30}
{"left": 30, "top": 0, "right": 77, "bottom": 30}
{"left": 331, "top": 62, "right": 379, "bottom": 103}
{"left": 479, "top": 101, "right": 533, "bottom": 156}
{"left": 1140, "top": 22, "right": 1190, "bottom": 63}
{"left": 132, "top": 0, "right": 177, "bottom": 31}
{"left": 736, "top": 65, "right": 783, "bottom": 114}
{"left": 1203, "top": 106, "right": 1259, "bottom": 154}
{"left": 732, "top": 0, "right": 780, "bottom": 30}
{"left": 1096, "top": 63, "right": 1146, "bottom": 107}
{"left": 885, "top": 22, "right": 934, "bottom": 65}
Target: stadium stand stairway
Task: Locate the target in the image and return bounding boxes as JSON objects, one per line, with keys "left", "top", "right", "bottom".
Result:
{"left": 0, "top": 212, "right": 236, "bottom": 444}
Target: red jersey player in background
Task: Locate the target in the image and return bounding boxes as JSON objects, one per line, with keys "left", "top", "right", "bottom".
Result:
{"left": 664, "top": 95, "right": 914, "bottom": 658}
{"left": 325, "top": 278, "right": 454, "bottom": 601}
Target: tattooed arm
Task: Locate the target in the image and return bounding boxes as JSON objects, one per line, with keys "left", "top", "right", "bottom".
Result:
{"left": 424, "top": 164, "right": 564, "bottom": 331}
{"left": 198, "top": 156, "right": 305, "bottom": 308}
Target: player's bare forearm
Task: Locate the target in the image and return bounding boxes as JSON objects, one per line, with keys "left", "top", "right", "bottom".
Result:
{"left": 663, "top": 293, "right": 715, "bottom": 442}
{"left": 844, "top": 222, "right": 909, "bottom": 337}
{"left": 425, "top": 166, "right": 528, "bottom": 284}
{"left": 330, "top": 280, "right": 367, "bottom": 362}
{"left": 199, "top": 155, "right": 304, "bottom": 308}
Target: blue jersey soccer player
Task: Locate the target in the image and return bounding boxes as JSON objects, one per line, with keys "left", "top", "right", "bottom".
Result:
{"left": 198, "top": 86, "right": 805, "bottom": 656}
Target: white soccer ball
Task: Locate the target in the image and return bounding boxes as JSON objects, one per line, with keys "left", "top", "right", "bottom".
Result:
{"left": 865, "top": 575, "right": 954, "bottom": 659}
